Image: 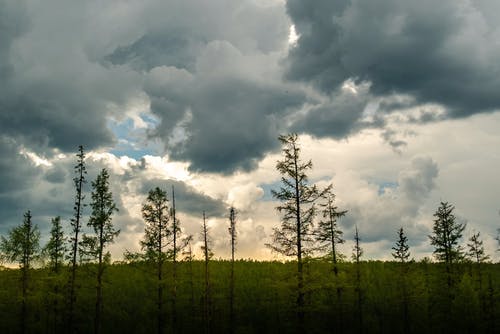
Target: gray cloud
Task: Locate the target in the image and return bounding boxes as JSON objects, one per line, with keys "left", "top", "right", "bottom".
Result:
{"left": 286, "top": 0, "right": 500, "bottom": 117}
{"left": 139, "top": 178, "right": 226, "bottom": 218}
{"left": 340, "top": 156, "right": 439, "bottom": 245}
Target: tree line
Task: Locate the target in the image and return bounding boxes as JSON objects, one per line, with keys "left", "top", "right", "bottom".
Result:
{"left": 0, "top": 135, "right": 499, "bottom": 333}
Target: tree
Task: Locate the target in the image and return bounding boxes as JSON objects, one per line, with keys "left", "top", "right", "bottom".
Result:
{"left": 266, "top": 133, "right": 327, "bottom": 323}
{"left": 68, "top": 145, "right": 87, "bottom": 330}
{"left": 315, "top": 188, "right": 347, "bottom": 275}
{"left": 0, "top": 210, "right": 40, "bottom": 334}
{"left": 429, "top": 201, "right": 466, "bottom": 291}
{"left": 82, "top": 168, "right": 119, "bottom": 334}
{"left": 44, "top": 216, "right": 67, "bottom": 273}
{"left": 392, "top": 227, "right": 410, "bottom": 263}
{"left": 170, "top": 185, "right": 180, "bottom": 331}
{"left": 466, "top": 231, "right": 489, "bottom": 264}
{"left": 140, "top": 187, "right": 170, "bottom": 334}
{"left": 228, "top": 206, "right": 237, "bottom": 333}
{"left": 352, "top": 226, "right": 363, "bottom": 332}
{"left": 44, "top": 216, "right": 67, "bottom": 332}
{"left": 391, "top": 227, "right": 411, "bottom": 333}
{"left": 201, "top": 211, "right": 213, "bottom": 334}
{"left": 429, "top": 202, "right": 466, "bottom": 264}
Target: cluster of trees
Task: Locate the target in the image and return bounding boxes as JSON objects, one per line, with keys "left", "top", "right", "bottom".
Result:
{"left": 0, "top": 135, "right": 499, "bottom": 333}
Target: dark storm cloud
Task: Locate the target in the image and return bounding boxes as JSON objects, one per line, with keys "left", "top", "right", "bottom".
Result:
{"left": 286, "top": 0, "right": 500, "bottom": 117}
{"left": 290, "top": 85, "right": 370, "bottom": 139}
{"left": 105, "top": 32, "right": 200, "bottom": 72}
{"left": 139, "top": 178, "right": 226, "bottom": 217}
{"left": 0, "top": 0, "right": 141, "bottom": 155}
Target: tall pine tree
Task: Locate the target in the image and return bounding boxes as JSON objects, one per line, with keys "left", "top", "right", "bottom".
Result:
{"left": 141, "top": 187, "right": 170, "bottom": 334}
{"left": 68, "top": 145, "right": 86, "bottom": 331}
{"left": 0, "top": 210, "right": 40, "bottom": 334}
{"left": 266, "top": 133, "right": 328, "bottom": 325}
{"left": 83, "top": 168, "right": 119, "bottom": 334}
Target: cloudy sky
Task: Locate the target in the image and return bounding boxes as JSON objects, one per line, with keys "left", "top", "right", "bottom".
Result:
{"left": 1, "top": 0, "right": 499, "bottom": 261}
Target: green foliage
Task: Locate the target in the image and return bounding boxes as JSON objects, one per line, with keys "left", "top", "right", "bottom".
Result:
{"left": 315, "top": 188, "right": 347, "bottom": 267}
{"left": 0, "top": 211, "right": 40, "bottom": 268}
{"left": 467, "top": 231, "right": 490, "bottom": 264}
{"left": 81, "top": 168, "right": 119, "bottom": 261}
{"left": 141, "top": 187, "right": 171, "bottom": 262}
{"left": 352, "top": 226, "right": 363, "bottom": 263}
{"left": 43, "top": 216, "right": 67, "bottom": 272}
{"left": 392, "top": 227, "right": 410, "bottom": 263}
{"left": 0, "top": 260, "right": 498, "bottom": 333}
{"left": 429, "top": 201, "right": 466, "bottom": 264}
{"left": 267, "top": 133, "right": 328, "bottom": 258}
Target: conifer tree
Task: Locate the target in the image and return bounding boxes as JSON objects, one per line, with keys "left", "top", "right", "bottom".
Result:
{"left": 352, "top": 226, "right": 363, "bottom": 332}
{"left": 141, "top": 187, "right": 170, "bottom": 334}
{"left": 201, "top": 211, "right": 213, "bottom": 334}
{"left": 0, "top": 210, "right": 40, "bottom": 334}
{"left": 266, "top": 133, "right": 328, "bottom": 323}
{"left": 466, "top": 231, "right": 489, "bottom": 264}
{"left": 315, "top": 188, "right": 347, "bottom": 275}
{"left": 68, "top": 145, "right": 86, "bottom": 330}
{"left": 228, "top": 206, "right": 237, "bottom": 333}
{"left": 466, "top": 231, "right": 489, "bottom": 295}
{"left": 429, "top": 201, "right": 466, "bottom": 288}
{"left": 82, "top": 168, "right": 119, "bottom": 334}
{"left": 44, "top": 216, "right": 67, "bottom": 332}
{"left": 45, "top": 216, "right": 67, "bottom": 273}
{"left": 392, "top": 227, "right": 411, "bottom": 333}
{"left": 392, "top": 227, "right": 410, "bottom": 263}
{"left": 170, "top": 185, "right": 179, "bottom": 331}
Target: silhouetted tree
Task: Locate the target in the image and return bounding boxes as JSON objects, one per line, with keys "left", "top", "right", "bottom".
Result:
{"left": 466, "top": 231, "right": 489, "bottom": 264}
{"left": 82, "top": 168, "right": 119, "bottom": 334}
{"left": 228, "top": 206, "right": 237, "bottom": 333}
{"left": 170, "top": 185, "right": 180, "bottom": 331}
{"left": 0, "top": 210, "right": 40, "bottom": 334}
{"left": 429, "top": 201, "right": 465, "bottom": 288}
{"left": 44, "top": 216, "right": 67, "bottom": 273}
{"left": 141, "top": 187, "right": 170, "bottom": 334}
{"left": 266, "top": 133, "right": 327, "bottom": 325}
{"left": 316, "top": 188, "right": 347, "bottom": 275}
{"left": 392, "top": 227, "right": 410, "bottom": 263}
{"left": 201, "top": 211, "right": 213, "bottom": 334}
{"left": 392, "top": 227, "right": 411, "bottom": 333}
{"left": 68, "top": 145, "right": 86, "bottom": 331}
{"left": 352, "top": 226, "right": 363, "bottom": 333}
{"left": 44, "top": 216, "right": 67, "bottom": 332}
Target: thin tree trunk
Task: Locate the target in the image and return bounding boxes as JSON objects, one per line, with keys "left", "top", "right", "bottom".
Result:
{"left": 203, "top": 212, "right": 211, "bottom": 334}
{"left": 171, "top": 186, "right": 177, "bottom": 332}
{"left": 94, "top": 222, "right": 104, "bottom": 334}
{"left": 293, "top": 145, "right": 305, "bottom": 328}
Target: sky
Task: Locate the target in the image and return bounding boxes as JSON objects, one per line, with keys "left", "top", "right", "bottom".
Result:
{"left": 1, "top": 0, "right": 499, "bottom": 261}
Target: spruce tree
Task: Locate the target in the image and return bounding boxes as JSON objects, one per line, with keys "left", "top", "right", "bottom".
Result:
{"left": 45, "top": 216, "right": 67, "bottom": 273}
{"left": 428, "top": 201, "right": 466, "bottom": 289}
{"left": 141, "top": 187, "right": 170, "bottom": 334}
{"left": 228, "top": 206, "right": 237, "bottom": 333}
{"left": 392, "top": 227, "right": 411, "bottom": 333}
{"left": 392, "top": 227, "right": 410, "bottom": 263}
{"left": 266, "top": 133, "right": 327, "bottom": 324}
{"left": 466, "top": 231, "right": 489, "bottom": 264}
{"left": 352, "top": 226, "right": 363, "bottom": 332}
{"left": 68, "top": 145, "right": 86, "bottom": 330}
{"left": 83, "top": 168, "right": 119, "bottom": 334}
{"left": 315, "top": 188, "right": 347, "bottom": 275}
{"left": 201, "top": 211, "right": 213, "bottom": 334}
{"left": 0, "top": 210, "right": 40, "bottom": 334}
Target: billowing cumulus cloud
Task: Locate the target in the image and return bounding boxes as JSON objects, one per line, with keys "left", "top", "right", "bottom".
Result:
{"left": 286, "top": 0, "right": 500, "bottom": 118}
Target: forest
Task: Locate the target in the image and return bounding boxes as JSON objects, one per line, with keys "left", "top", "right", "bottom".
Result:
{"left": 0, "top": 134, "right": 499, "bottom": 334}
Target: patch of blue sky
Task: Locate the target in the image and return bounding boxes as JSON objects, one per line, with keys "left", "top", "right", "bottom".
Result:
{"left": 107, "top": 115, "right": 161, "bottom": 159}
{"left": 259, "top": 181, "right": 281, "bottom": 201}
{"left": 378, "top": 181, "right": 398, "bottom": 195}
